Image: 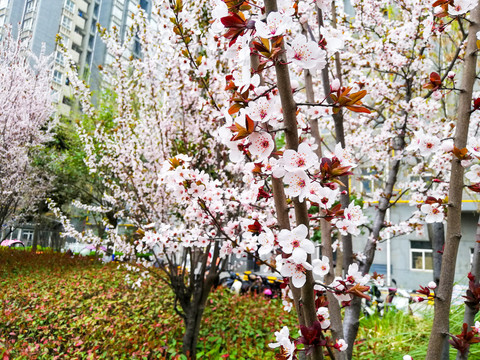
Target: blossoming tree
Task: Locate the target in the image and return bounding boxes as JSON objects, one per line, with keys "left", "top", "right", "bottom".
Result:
{"left": 0, "top": 27, "right": 53, "bottom": 239}
{"left": 50, "top": 0, "right": 480, "bottom": 359}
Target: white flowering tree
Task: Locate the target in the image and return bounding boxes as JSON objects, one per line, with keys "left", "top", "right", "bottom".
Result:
{"left": 50, "top": 0, "right": 480, "bottom": 359}
{"left": 0, "top": 27, "right": 53, "bottom": 239}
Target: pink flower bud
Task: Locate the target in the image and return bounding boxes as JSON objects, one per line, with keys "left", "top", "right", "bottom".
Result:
{"left": 331, "top": 78, "right": 341, "bottom": 92}
{"left": 428, "top": 281, "right": 437, "bottom": 289}
{"left": 447, "top": 71, "right": 455, "bottom": 79}
{"left": 432, "top": 91, "right": 442, "bottom": 101}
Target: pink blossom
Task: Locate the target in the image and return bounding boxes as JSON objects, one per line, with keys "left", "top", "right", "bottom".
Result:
{"left": 249, "top": 132, "right": 275, "bottom": 161}
{"left": 284, "top": 170, "right": 310, "bottom": 201}
{"left": 286, "top": 35, "right": 326, "bottom": 70}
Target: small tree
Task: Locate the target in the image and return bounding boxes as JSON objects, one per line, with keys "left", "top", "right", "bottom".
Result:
{"left": 0, "top": 27, "right": 53, "bottom": 239}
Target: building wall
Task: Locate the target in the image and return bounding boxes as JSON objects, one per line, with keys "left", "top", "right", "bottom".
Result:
{"left": 353, "top": 204, "right": 479, "bottom": 290}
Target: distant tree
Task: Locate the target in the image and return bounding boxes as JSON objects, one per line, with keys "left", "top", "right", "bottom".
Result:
{"left": 0, "top": 27, "right": 54, "bottom": 240}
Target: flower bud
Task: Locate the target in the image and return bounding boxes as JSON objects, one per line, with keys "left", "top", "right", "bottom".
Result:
{"left": 428, "top": 281, "right": 437, "bottom": 289}
{"left": 331, "top": 78, "right": 341, "bottom": 92}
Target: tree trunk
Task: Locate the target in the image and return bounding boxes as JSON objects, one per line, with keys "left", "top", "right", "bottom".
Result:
{"left": 31, "top": 223, "right": 39, "bottom": 252}
{"left": 456, "top": 214, "right": 480, "bottom": 360}
{"left": 182, "top": 303, "right": 206, "bottom": 359}
{"left": 322, "top": 218, "right": 348, "bottom": 360}
{"left": 427, "top": 222, "right": 445, "bottom": 285}
{"left": 264, "top": 0, "right": 321, "bottom": 358}
{"left": 426, "top": 5, "right": 480, "bottom": 359}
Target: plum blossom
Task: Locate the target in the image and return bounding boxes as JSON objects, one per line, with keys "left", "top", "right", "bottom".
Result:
{"left": 255, "top": 11, "right": 292, "bottom": 38}
{"left": 269, "top": 326, "right": 296, "bottom": 359}
{"left": 312, "top": 256, "right": 330, "bottom": 277}
{"left": 278, "top": 224, "right": 314, "bottom": 263}
{"left": 264, "top": 157, "right": 286, "bottom": 178}
{"left": 334, "top": 339, "right": 348, "bottom": 352}
{"left": 346, "top": 263, "right": 370, "bottom": 285}
{"left": 283, "top": 142, "right": 318, "bottom": 172}
{"left": 320, "top": 26, "right": 344, "bottom": 53}
{"left": 278, "top": 255, "right": 313, "bottom": 288}
{"left": 269, "top": 326, "right": 290, "bottom": 349}
{"left": 316, "top": 307, "right": 331, "bottom": 329}
{"left": 420, "top": 203, "right": 444, "bottom": 223}
{"left": 403, "top": 356, "right": 413, "bottom": 360}
{"left": 467, "top": 137, "right": 480, "bottom": 157}
{"left": 466, "top": 164, "right": 480, "bottom": 183}
{"left": 249, "top": 132, "right": 275, "bottom": 161}
{"left": 286, "top": 35, "right": 326, "bottom": 70}
{"left": 448, "top": 0, "right": 478, "bottom": 16}
{"left": 257, "top": 228, "right": 275, "bottom": 257}
{"left": 246, "top": 97, "right": 274, "bottom": 123}
{"left": 407, "top": 131, "right": 440, "bottom": 156}
{"left": 284, "top": 170, "right": 310, "bottom": 201}
{"left": 308, "top": 182, "right": 339, "bottom": 208}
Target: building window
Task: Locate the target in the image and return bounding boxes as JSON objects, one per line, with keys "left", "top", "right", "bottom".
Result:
{"left": 55, "top": 52, "right": 64, "bottom": 66}
{"left": 22, "top": 230, "right": 34, "bottom": 246}
{"left": 22, "top": 17, "right": 33, "bottom": 31}
{"left": 410, "top": 240, "right": 433, "bottom": 271}
{"left": 140, "top": 0, "right": 149, "bottom": 11}
{"left": 61, "top": 15, "right": 72, "bottom": 30}
{"left": 64, "top": 0, "right": 74, "bottom": 13}
{"left": 25, "top": 0, "right": 36, "bottom": 13}
{"left": 53, "top": 70, "right": 63, "bottom": 84}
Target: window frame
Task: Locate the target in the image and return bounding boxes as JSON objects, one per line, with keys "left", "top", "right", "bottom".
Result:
{"left": 410, "top": 240, "right": 434, "bottom": 272}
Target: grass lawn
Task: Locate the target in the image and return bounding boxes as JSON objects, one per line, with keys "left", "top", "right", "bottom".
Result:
{"left": 1, "top": 248, "right": 478, "bottom": 359}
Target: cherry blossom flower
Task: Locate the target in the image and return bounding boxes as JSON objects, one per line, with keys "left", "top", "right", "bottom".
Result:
{"left": 346, "top": 263, "right": 370, "bottom": 285}
{"left": 284, "top": 170, "right": 310, "bottom": 201}
{"left": 316, "top": 307, "right": 331, "bottom": 329}
{"left": 283, "top": 142, "right": 318, "bottom": 172}
{"left": 255, "top": 11, "right": 292, "bottom": 38}
{"left": 246, "top": 97, "right": 274, "bottom": 123}
{"left": 344, "top": 201, "right": 367, "bottom": 226}
{"left": 278, "top": 224, "right": 314, "bottom": 263}
{"left": 249, "top": 132, "right": 275, "bottom": 161}
{"left": 320, "top": 26, "right": 344, "bottom": 53}
{"left": 474, "top": 321, "right": 480, "bottom": 333}
{"left": 269, "top": 326, "right": 290, "bottom": 348}
{"left": 448, "top": 0, "right": 478, "bottom": 16}
{"left": 420, "top": 203, "right": 444, "bottom": 223}
{"left": 403, "top": 356, "right": 413, "bottom": 360}
{"left": 466, "top": 164, "right": 480, "bottom": 183}
{"left": 334, "top": 339, "right": 348, "bottom": 352}
{"left": 278, "top": 256, "right": 313, "bottom": 288}
{"left": 312, "top": 255, "right": 330, "bottom": 277}
{"left": 277, "top": 0, "right": 295, "bottom": 16}
{"left": 257, "top": 228, "right": 275, "bottom": 257}
{"left": 286, "top": 35, "right": 326, "bottom": 70}
{"left": 264, "top": 157, "right": 286, "bottom": 178}
{"left": 308, "top": 182, "right": 339, "bottom": 208}
{"left": 467, "top": 137, "right": 480, "bottom": 157}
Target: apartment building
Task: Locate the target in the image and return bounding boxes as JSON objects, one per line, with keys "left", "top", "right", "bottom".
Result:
{"left": 0, "top": 0, "right": 151, "bottom": 114}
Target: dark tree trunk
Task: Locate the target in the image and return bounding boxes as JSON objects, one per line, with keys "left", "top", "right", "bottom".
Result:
{"left": 427, "top": 222, "right": 445, "bottom": 285}
{"left": 31, "top": 223, "right": 39, "bottom": 252}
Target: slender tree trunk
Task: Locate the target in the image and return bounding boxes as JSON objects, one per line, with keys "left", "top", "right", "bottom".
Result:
{"left": 322, "top": 219, "right": 348, "bottom": 360}
{"left": 264, "top": 1, "right": 320, "bottom": 358}
{"left": 426, "top": 6, "right": 480, "bottom": 359}
{"left": 428, "top": 222, "right": 445, "bottom": 285}
{"left": 456, "top": 214, "right": 480, "bottom": 360}
{"left": 31, "top": 223, "right": 39, "bottom": 252}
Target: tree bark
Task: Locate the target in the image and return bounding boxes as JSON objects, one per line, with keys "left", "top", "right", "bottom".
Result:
{"left": 426, "top": 5, "right": 480, "bottom": 359}
{"left": 456, "top": 214, "right": 480, "bottom": 360}
{"left": 427, "top": 222, "right": 445, "bottom": 285}
{"left": 264, "top": 1, "right": 320, "bottom": 358}
{"left": 322, "top": 219, "right": 348, "bottom": 360}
